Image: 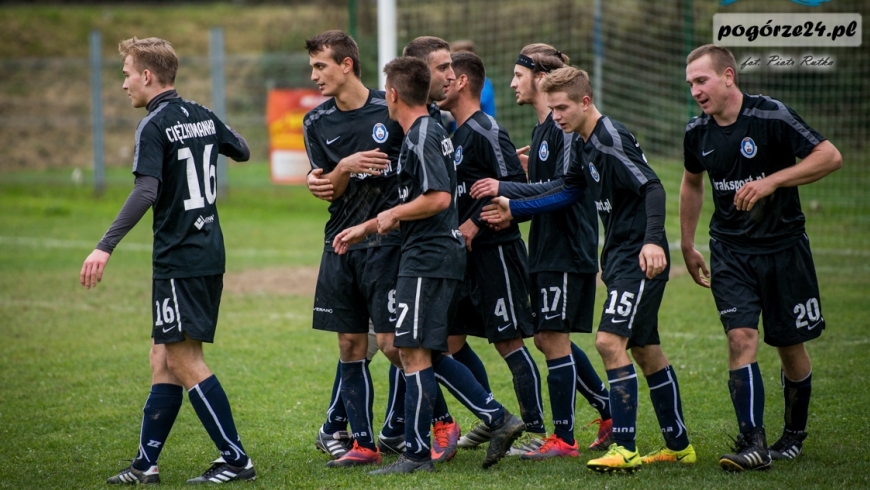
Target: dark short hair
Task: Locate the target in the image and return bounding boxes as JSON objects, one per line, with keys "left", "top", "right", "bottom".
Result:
{"left": 305, "top": 30, "right": 361, "bottom": 78}
{"left": 451, "top": 51, "right": 485, "bottom": 98}
{"left": 118, "top": 37, "right": 178, "bottom": 86}
{"left": 403, "top": 36, "right": 450, "bottom": 62}
{"left": 383, "top": 56, "right": 430, "bottom": 107}
{"left": 687, "top": 44, "right": 738, "bottom": 85}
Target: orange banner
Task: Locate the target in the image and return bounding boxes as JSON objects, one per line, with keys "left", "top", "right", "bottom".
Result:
{"left": 267, "top": 89, "right": 328, "bottom": 184}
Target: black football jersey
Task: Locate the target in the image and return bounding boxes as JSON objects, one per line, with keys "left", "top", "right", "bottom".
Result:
{"left": 565, "top": 117, "right": 669, "bottom": 284}
{"left": 303, "top": 89, "right": 404, "bottom": 251}
{"left": 684, "top": 93, "right": 824, "bottom": 253}
{"left": 452, "top": 111, "right": 526, "bottom": 247}
{"left": 396, "top": 116, "right": 466, "bottom": 280}
{"left": 525, "top": 114, "right": 598, "bottom": 274}
{"left": 132, "top": 94, "right": 247, "bottom": 280}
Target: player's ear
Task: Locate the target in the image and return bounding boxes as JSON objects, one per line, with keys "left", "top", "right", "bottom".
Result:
{"left": 340, "top": 57, "right": 353, "bottom": 74}
{"left": 141, "top": 69, "right": 151, "bottom": 86}
{"left": 458, "top": 74, "right": 468, "bottom": 90}
{"left": 724, "top": 66, "right": 735, "bottom": 86}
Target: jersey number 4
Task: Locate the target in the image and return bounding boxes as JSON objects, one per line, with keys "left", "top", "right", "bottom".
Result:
{"left": 180, "top": 145, "right": 216, "bottom": 211}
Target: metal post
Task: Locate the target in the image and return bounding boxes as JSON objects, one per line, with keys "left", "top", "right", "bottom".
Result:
{"left": 209, "top": 27, "right": 228, "bottom": 197}
{"left": 348, "top": 0, "right": 358, "bottom": 39}
{"left": 685, "top": 0, "right": 695, "bottom": 121}
{"left": 89, "top": 30, "right": 105, "bottom": 195}
{"left": 593, "top": 0, "right": 603, "bottom": 111}
{"left": 377, "top": 0, "right": 396, "bottom": 90}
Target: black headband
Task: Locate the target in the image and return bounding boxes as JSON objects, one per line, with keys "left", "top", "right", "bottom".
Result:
{"left": 516, "top": 51, "right": 563, "bottom": 73}
{"left": 515, "top": 54, "right": 536, "bottom": 71}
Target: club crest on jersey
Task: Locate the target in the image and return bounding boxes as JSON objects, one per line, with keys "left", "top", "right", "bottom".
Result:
{"left": 372, "top": 123, "right": 389, "bottom": 143}
{"left": 538, "top": 141, "right": 550, "bottom": 161}
{"left": 588, "top": 162, "right": 601, "bottom": 182}
{"left": 454, "top": 145, "right": 464, "bottom": 165}
{"left": 740, "top": 137, "right": 757, "bottom": 159}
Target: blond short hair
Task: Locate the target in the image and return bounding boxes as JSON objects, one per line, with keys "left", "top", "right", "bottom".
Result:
{"left": 118, "top": 37, "right": 178, "bottom": 86}
{"left": 539, "top": 66, "right": 592, "bottom": 102}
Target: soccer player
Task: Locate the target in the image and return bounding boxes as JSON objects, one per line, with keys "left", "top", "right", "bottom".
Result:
{"left": 437, "top": 50, "right": 549, "bottom": 457}
{"left": 301, "top": 30, "right": 407, "bottom": 467}
{"left": 80, "top": 36, "right": 255, "bottom": 484}
{"left": 470, "top": 43, "right": 613, "bottom": 458}
{"left": 333, "top": 56, "right": 525, "bottom": 474}
{"left": 480, "top": 66, "right": 696, "bottom": 473}
{"left": 449, "top": 40, "right": 496, "bottom": 117}
{"left": 680, "top": 44, "right": 842, "bottom": 472}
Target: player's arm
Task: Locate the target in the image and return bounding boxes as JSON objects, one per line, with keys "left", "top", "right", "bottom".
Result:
{"left": 734, "top": 140, "right": 842, "bottom": 211}
{"left": 218, "top": 124, "right": 250, "bottom": 162}
{"left": 333, "top": 218, "right": 379, "bottom": 255}
{"left": 638, "top": 181, "right": 667, "bottom": 280}
{"left": 377, "top": 190, "right": 451, "bottom": 234}
{"left": 680, "top": 169, "right": 710, "bottom": 288}
{"left": 318, "top": 149, "right": 391, "bottom": 200}
{"left": 80, "top": 175, "right": 158, "bottom": 289}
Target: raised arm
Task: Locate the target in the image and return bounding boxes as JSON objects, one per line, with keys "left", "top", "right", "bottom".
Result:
{"left": 734, "top": 140, "right": 842, "bottom": 211}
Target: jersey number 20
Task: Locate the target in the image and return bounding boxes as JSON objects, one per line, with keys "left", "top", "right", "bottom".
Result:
{"left": 180, "top": 145, "right": 216, "bottom": 211}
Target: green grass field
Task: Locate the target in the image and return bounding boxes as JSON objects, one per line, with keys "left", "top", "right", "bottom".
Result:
{"left": 1, "top": 161, "right": 868, "bottom": 489}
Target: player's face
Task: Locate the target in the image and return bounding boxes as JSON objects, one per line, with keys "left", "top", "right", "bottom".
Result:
{"left": 427, "top": 49, "right": 455, "bottom": 102}
{"left": 547, "top": 91, "right": 584, "bottom": 133}
{"left": 510, "top": 65, "right": 537, "bottom": 106}
{"left": 385, "top": 83, "right": 399, "bottom": 121}
{"left": 686, "top": 54, "right": 731, "bottom": 117}
{"left": 309, "top": 48, "right": 349, "bottom": 97}
{"left": 439, "top": 73, "right": 463, "bottom": 111}
{"left": 121, "top": 56, "right": 148, "bottom": 108}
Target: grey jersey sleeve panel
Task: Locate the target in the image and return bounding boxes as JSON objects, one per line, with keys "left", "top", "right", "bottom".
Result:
{"left": 95, "top": 175, "right": 159, "bottom": 254}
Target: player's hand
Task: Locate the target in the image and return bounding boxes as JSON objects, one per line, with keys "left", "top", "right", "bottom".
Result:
{"left": 480, "top": 197, "right": 513, "bottom": 225}
{"left": 638, "top": 243, "right": 667, "bottom": 280}
{"left": 340, "top": 149, "right": 390, "bottom": 176}
{"left": 333, "top": 225, "right": 368, "bottom": 255}
{"left": 377, "top": 209, "right": 400, "bottom": 235}
{"left": 459, "top": 219, "right": 479, "bottom": 251}
{"left": 682, "top": 247, "right": 711, "bottom": 288}
{"left": 734, "top": 178, "right": 777, "bottom": 211}
{"left": 80, "top": 249, "right": 111, "bottom": 289}
{"left": 307, "top": 168, "right": 334, "bottom": 201}
{"left": 469, "top": 178, "right": 500, "bottom": 199}
{"left": 516, "top": 145, "right": 530, "bottom": 173}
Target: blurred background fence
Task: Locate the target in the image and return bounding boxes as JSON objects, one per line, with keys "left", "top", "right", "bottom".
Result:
{"left": 1, "top": 0, "right": 867, "bottom": 250}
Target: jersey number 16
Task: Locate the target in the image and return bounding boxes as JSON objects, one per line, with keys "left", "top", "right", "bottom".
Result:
{"left": 180, "top": 145, "right": 216, "bottom": 211}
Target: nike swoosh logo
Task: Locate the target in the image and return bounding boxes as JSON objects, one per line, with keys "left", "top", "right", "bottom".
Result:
{"left": 544, "top": 313, "right": 561, "bottom": 320}
{"left": 497, "top": 323, "right": 513, "bottom": 332}
{"left": 326, "top": 136, "right": 341, "bottom": 145}
{"left": 807, "top": 320, "right": 823, "bottom": 330}
{"left": 611, "top": 319, "right": 627, "bottom": 324}
{"left": 162, "top": 326, "right": 176, "bottom": 333}
{"left": 388, "top": 316, "right": 398, "bottom": 323}
{"left": 395, "top": 330, "right": 409, "bottom": 337}
{"left": 702, "top": 149, "right": 715, "bottom": 156}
